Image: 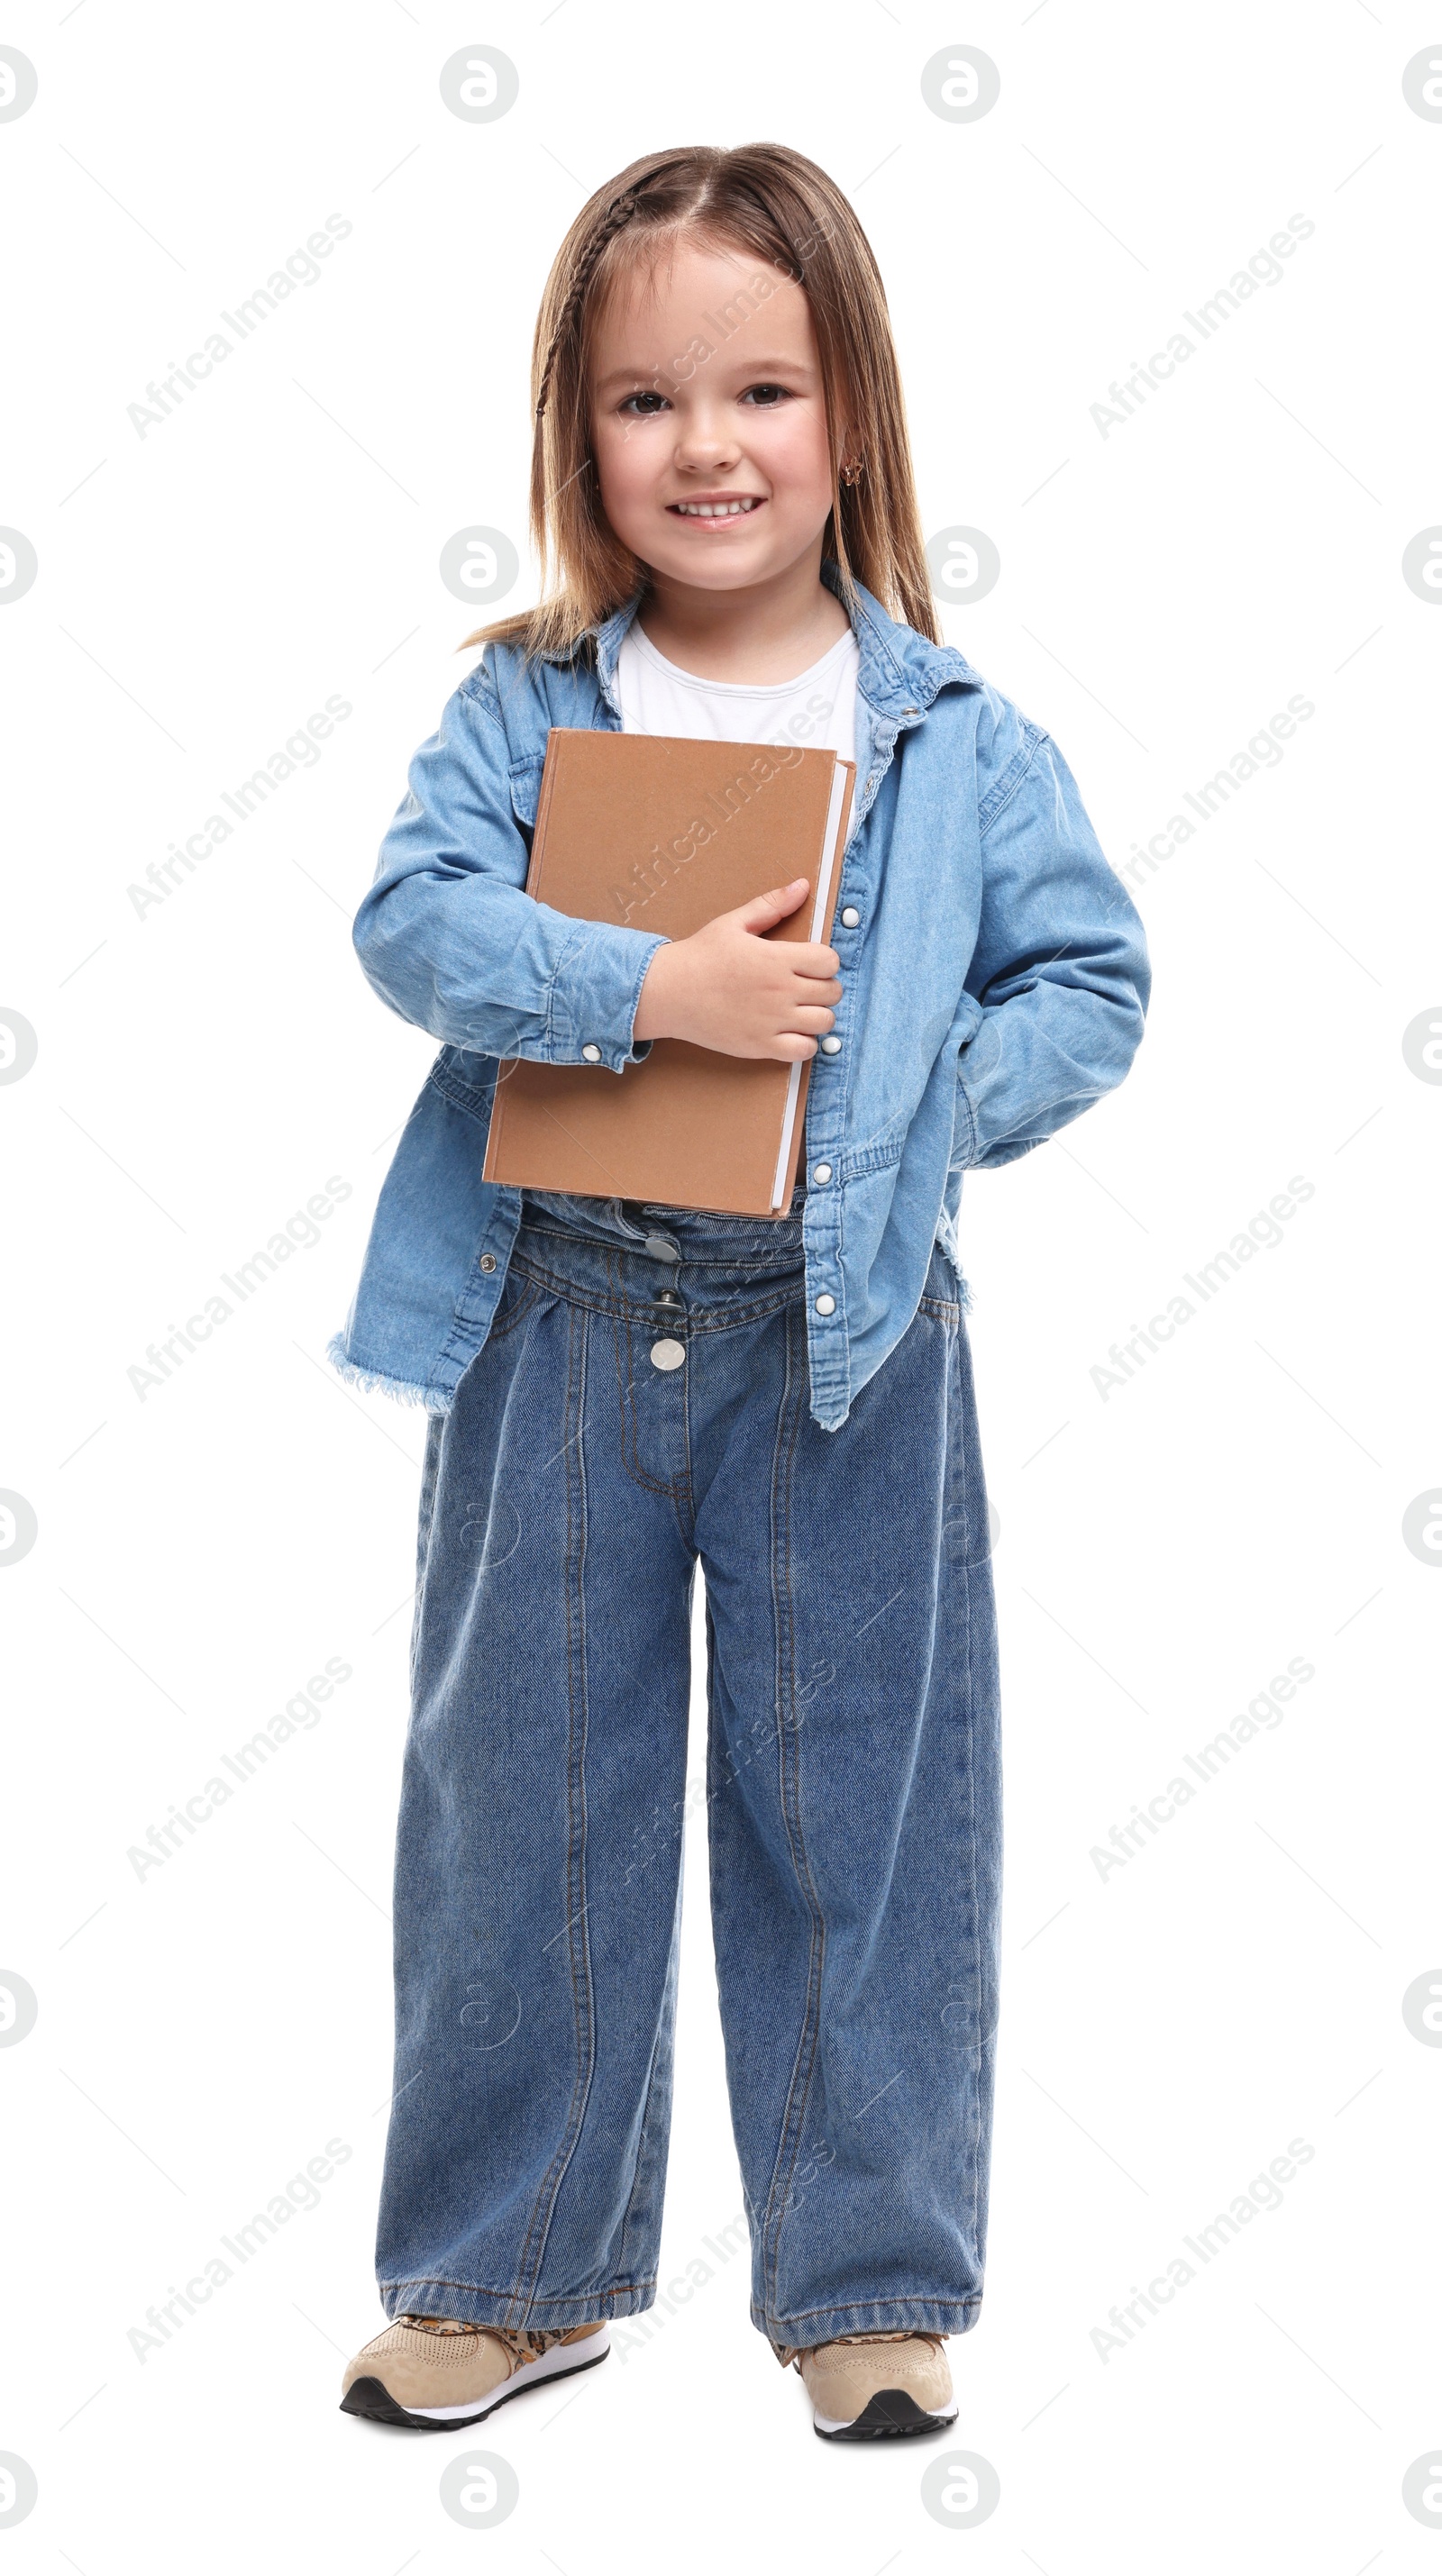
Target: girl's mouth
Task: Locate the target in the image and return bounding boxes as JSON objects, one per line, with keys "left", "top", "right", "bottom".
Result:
{"left": 666, "top": 496, "right": 766, "bottom": 525}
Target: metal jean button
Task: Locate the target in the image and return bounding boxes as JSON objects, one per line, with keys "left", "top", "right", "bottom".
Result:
{"left": 650, "top": 1338, "right": 686, "bottom": 1371}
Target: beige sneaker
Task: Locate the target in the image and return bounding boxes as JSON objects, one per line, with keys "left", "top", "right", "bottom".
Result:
{"left": 340, "top": 2314, "right": 609, "bottom": 2429}
{"left": 779, "top": 2330, "right": 957, "bottom": 2441}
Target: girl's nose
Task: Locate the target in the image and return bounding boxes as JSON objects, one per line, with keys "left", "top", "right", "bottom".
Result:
{"left": 672, "top": 414, "right": 742, "bottom": 473}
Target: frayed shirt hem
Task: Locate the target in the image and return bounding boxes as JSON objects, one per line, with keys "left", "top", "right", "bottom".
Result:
{"left": 324, "top": 1333, "right": 448, "bottom": 1414}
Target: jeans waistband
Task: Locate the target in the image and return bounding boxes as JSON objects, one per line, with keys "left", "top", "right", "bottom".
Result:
{"left": 518, "top": 1186, "right": 807, "bottom": 1262}
{"left": 511, "top": 1189, "right": 809, "bottom": 1326}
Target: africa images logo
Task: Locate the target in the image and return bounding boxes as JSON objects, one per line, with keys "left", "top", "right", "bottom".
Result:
{"left": 124, "top": 215, "right": 353, "bottom": 438}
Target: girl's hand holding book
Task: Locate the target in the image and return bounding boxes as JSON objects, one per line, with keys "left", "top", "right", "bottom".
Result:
{"left": 632, "top": 877, "right": 843, "bottom": 1063}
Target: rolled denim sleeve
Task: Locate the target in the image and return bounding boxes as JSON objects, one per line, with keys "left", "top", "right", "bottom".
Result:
{"left": 954, "top": 715, "right": 1150, "bottom": 1169}
{"left": 352, "top": 669, "right": 669, "bottom": 1070}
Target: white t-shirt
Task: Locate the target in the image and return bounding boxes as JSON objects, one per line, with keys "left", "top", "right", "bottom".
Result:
{"left": 616, "top": 618, "right": 859, "bottom": 762}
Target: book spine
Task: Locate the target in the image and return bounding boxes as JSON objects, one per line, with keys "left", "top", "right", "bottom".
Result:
{"left": 784, "top": 1057, "right": 812, "bottom": 1207}
{"left": 482, "top": 1070, "right": 505, "bottom": 1178}
{"left": 488, "top": 734, "right": 569, "bottom": 1179}
{"left": 526, "top": 730, "right": 562, "bottom": 900}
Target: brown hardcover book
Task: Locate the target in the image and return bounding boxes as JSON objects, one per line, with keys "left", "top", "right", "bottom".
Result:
{"left": 481, "top": 728, "right": 856, "bottom": 1216}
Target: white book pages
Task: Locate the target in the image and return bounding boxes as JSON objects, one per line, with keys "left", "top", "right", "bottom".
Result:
{"left": 770, "top": 753, "right": 852, "bottom": 1210}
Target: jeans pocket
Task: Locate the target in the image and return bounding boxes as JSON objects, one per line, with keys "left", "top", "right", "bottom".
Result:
{"left": 485, "top": 1264, "right": 543, "bottom": 1343}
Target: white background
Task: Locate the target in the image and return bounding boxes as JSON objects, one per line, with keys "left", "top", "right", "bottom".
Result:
{"left": 3, "top": 1, "right": 1439, "bottom": 2566}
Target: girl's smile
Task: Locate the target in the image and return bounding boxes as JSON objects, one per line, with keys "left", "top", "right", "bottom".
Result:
{"left": 664, "top": 494, "right": 767, "bottom": 520}
{"left": 665, "top": 492, "right": 767, "bottom": 524}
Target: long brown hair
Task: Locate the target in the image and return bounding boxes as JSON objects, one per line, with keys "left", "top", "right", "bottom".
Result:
{"left": 467, "top": 142, "right": 939, "bottom": 660}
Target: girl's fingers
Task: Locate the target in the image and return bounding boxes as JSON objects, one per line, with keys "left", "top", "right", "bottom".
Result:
{"left": 788, "top": 942, "right": 841, "bottom": 978}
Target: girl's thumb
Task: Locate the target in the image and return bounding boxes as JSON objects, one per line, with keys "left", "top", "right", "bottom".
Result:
{"left": 737, "top": 878, "right": 809, "bottom": 931}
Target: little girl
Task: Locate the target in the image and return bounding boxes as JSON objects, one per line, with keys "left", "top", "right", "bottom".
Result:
{"left": 332, "top": 142, "right": 1148, "bottom": 2444}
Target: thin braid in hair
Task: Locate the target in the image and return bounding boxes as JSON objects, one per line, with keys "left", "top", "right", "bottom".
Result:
{"left": 534, "top": 188, "right": 643, "bottom": 417}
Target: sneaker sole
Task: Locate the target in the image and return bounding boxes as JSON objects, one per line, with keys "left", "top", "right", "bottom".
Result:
{"left": 814, "top": 2387, "right": 959, "bottom": 2441}
{"left": 340, "top": 2326, "right": 611, "bottom": 2431}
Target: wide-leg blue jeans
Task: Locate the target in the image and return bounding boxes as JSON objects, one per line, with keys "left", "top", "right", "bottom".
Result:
{"left": 376, "top": 1185, "right": 1002, "bottom": 2350}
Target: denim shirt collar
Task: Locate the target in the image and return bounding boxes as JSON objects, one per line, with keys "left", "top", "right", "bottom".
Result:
{"left": 541, "top": 560, "right": 982, "bottom": 729}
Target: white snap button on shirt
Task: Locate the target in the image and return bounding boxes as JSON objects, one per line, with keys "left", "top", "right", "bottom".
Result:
{"left": 819, "top": 1033, "right": 842, "bottom": 1054}
{"left": 840, "top": 906, "right": 860, "bottom": 928}
{"left": 814, "top": 1294, "right": 836, "bottom": 1315}
{"left": 812, "top": 1162, "right": 832, "bottom": 1184}
{"left": 581, "top": 1043, "right": 602, "bottom": 1062}
{"left": 650, "top": 1338, "right": 686, "bottom": 1371}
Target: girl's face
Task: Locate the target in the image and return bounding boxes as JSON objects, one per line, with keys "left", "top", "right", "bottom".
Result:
{"left": 589, "top": 236, "right": 843, "bottom": 595}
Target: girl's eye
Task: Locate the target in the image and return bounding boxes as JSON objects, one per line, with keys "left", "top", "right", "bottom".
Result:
{"left": 617, "top": 389, "right": 671, "bottom": 417}
{"left": 741, "top": 383, "right": 792, "bottom": 407}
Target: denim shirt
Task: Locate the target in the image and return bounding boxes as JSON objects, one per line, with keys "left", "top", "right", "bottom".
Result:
{"left": 329, "top": 563, "right": 1150, "bottom": 1431}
